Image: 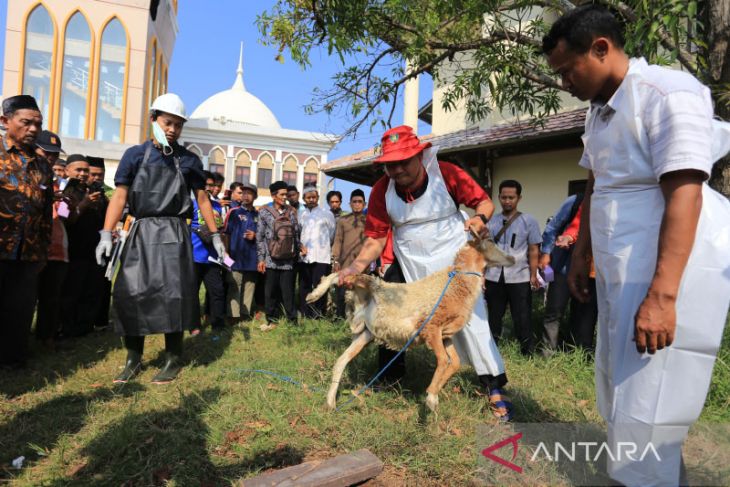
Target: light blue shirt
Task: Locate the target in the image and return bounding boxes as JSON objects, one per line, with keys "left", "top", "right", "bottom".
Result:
{"left": 485, "top": 211, "right": 542, "bottom": 283}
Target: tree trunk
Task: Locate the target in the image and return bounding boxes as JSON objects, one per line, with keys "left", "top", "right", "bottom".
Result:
{"left": 704, "top": 0, "right": 730, "bottom": 196}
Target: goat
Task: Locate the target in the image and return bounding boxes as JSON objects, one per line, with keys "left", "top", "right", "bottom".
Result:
{"left": 306, "top": 229, "right": 515, "bottom": 412}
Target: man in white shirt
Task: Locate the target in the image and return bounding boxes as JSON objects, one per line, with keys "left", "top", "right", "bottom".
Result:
{"left": 298, "top": 183, "right": 336, "bottom": 317}
{"left": 545, "top": 6, "right": 730, "bottom": 486}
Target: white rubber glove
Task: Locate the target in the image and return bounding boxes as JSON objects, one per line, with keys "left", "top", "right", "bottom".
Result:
{"left": 96, "top": 230, "right": 113, "bottom": 266}
{"left": 212, "top": 233, "right": 226, "bottom": 261}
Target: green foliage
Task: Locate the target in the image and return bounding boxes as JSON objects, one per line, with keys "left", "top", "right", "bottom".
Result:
{"left": 257, "top": 0, "right": 712, "bottom": 136}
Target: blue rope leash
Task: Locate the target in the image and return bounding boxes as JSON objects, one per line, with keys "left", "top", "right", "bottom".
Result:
{"left": 227, "top": 270, "right": 482, "bottom": 411}
{"left": 335, "top": 270, "right": 482, "bottom": 411}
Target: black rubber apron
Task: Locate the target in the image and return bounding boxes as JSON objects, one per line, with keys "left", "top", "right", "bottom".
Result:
{"left": 113, "top": 144, "right": 199, "bottom": 336}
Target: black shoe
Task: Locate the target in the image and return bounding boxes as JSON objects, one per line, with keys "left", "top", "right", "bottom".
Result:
{"left": 113, "top": 351, "right": 142, "bottom": 383}
{"left": 151, "top": 354, "right": 182, "bottom": 384}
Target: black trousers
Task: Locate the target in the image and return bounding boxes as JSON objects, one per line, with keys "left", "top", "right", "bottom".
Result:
{"left": 92, "top": 263, "right": 112, "bottom": 328}
{"left": 60, "top": 259, "right": 101, "bottom": 337}
{"left": 568, "top": 278, "right": 598, "bottom": 352}
{"left": 298, "top": 262, "right": 331, "bottom": 318}
{"left": 0, "top": 260, "right": 42, "bottom": 365}
{"left": 264, "top": 268, "right": 297, "bottom": 323}
{"left": 485, "top": 272, "right": 534, "bottom": 355}
{"left": 377, "top": 260, "right": 508, "bottom": 391}
{"left": 36, "top": 260, "right": 68, "bottom": 340}
{"left": 542, "top": 271, "right": 570, "bottom": 350}
{"left": 195, "top": 263, "right": 225, "bottom": 329}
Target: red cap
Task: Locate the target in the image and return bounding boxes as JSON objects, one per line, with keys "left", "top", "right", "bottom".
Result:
{"left": 373, "top": 125, "right": 431, "bottom": 163}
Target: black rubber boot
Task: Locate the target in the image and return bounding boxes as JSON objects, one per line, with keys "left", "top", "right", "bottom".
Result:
{"left": 113, "top": 336, "right": 144, "bottom": 384}
{"left": 151, "top": 332, "right": 183, "bottom": 384}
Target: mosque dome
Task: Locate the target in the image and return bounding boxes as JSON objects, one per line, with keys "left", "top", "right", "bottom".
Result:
{"left": 189, "top": 45, "right": 280, "bottom": 128}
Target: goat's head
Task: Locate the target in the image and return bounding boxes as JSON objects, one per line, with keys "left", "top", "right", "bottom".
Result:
{"left": 468, "top": 226, "right": 515, "bottom": 268}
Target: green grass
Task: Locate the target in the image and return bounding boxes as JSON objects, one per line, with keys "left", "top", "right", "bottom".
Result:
{"left": 1, "top": 305, "right": 728, "bottom": 486}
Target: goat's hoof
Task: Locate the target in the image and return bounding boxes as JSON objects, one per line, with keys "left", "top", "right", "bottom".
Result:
{"left": 425, "top": 393, "right": 439, "bottom": 412}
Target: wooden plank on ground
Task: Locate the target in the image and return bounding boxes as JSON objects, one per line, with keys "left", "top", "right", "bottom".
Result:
{"left": 238, "top": 449, "right": 383, "bottom": 487}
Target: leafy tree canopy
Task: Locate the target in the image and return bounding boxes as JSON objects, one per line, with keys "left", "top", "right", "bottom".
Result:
{"left": 258, "top": 1, "right": 709, "bottom": 136}
{"left": 258, "top": 1, "right": 730, "bottom": 194}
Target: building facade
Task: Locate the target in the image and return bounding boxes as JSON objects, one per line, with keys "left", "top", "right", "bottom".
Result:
{"left": 181, "top": 46, "right": 336, "bottom": 204}
{"left": 2, "top": 1, "right": 335, "bottom": 195}
{"left": 2, "top": 0, "right": 179, "bottom": 170}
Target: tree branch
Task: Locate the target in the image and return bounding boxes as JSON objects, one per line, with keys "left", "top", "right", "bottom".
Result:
{"left": 611, "top": 1, "right": 699, "bottom": 76}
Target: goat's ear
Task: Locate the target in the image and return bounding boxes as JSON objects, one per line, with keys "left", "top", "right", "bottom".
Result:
{"left": 468, "top": 224, "right": 481, "bottom": 241}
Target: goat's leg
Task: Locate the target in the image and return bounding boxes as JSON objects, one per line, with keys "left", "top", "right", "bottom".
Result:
{"left": 326, "top": 329, "right": 373, "bottom": 410}
{"left": 432, "top": 338, "right": 461, "bottom": 393}
{"left": 425, "top": 329, "right": 449, "bottom": 412}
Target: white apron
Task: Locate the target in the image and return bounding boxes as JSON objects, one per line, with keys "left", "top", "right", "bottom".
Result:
{"left": 584, "top": 91, "right": 730, "bottom": 485}
{"left": 386, "top": 147, "right": 505, "bottom": 377}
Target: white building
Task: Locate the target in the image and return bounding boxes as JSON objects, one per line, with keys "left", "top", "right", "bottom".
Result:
{"left": 181, "top": 46, "right": 337, "bottom": 205}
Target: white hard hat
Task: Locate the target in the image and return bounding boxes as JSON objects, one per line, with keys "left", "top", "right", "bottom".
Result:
{"left": 150, "top": 93, "right": 187, "bottom": 121}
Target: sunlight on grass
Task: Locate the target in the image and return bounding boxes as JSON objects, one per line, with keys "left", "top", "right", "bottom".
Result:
{"left": 1, "top": 311, "right": 728, "bottom": 485}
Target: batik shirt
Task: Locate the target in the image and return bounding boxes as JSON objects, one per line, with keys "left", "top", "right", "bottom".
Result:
{"left": 0, "top": 136, "right": 53, "bottom": 261}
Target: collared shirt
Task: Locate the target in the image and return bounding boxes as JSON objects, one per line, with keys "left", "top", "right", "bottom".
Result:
{"left": 0, "top": 136, "right": 53, "bottom": 261}
{"left": 365, "top": 161, "right": 489, "bottom": 239}
{"left": 299, "top": 205, "right": 336, "bottom": 264}
{"left": 485, "top": 211, "right": 542, "bottom": 283}
{"left": 332, "top": 212, "right": 367, "bottom": 268}
{"left": 256, "top": 204, "right": 301, "bottom": 270}
{"left": 114, "top": 140, "right": 206, "bottom": 191}
{"left": 224, "top": 205, "right": 258, "bottom": 271}
{"left": 580, "top": 58, "right": 714, "bottom": 182}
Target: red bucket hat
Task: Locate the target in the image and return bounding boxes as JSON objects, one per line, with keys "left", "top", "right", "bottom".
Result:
{"left": 374, "top": 125, "right": 431, "bottom": 163}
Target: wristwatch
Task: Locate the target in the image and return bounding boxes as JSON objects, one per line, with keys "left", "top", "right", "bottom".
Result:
{"left": 476, "top": 214, "right": 489, "bottom": 224}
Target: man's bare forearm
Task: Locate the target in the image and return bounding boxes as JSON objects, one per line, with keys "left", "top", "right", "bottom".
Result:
{"left": 103, "top": 186, "right": 128, "bottom": 231}
{"left": 350, "top": 237, "right": 387, "bottom": 273}
{"left": 650, "top": 170, "right": 704, "bottom": 299}
{"left": 196, "top": 189, "right": 219, "bottom": 233}
{"left": 474, "top": 199, "right": 495, "bottom": 219}
{"left": 528, "top": 244, "right": 539, "bottom": 278}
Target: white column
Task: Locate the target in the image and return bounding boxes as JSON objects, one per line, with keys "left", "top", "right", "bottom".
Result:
{"left": 403, "top": 60, "right": 420, "bottom": 133}
{"left": 296, "top": 163, "right": 304, "bottom": 190}
{"left": 251, "top": 158, "right": 258, "bottom": 186}
{"left": 274, "top": 149, "right": 283, "bottom": 180}
{"left": 225, "top": 145, "right": 235, "bottom": 184}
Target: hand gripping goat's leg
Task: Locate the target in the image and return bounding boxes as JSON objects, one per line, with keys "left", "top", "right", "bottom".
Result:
{"left": 327, "top": 329, "right": 373, "bottom": 410}
{"left": 306, "top": 272, "right": 340, "bottom": 304}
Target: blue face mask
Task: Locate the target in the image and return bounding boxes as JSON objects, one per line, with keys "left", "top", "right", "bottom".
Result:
{"left": 152, "top": 121, "right": 174, "bottom": 156}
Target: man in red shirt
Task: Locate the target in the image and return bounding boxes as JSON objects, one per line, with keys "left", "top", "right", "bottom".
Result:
{"left": 339, "top": 125, "right": 512, "bottom": 420}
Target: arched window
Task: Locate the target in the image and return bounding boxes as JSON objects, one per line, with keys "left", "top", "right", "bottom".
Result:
{"left": 257, "top": 153, "right": 274, "bottom": 192}
{"left": 235, "top": 150, "right": 251, "bottom": 183}
{"left": 208, "top": 147, "right": 225, "bottom": 175}
{"left": 58, "top": 11, "right": 92, "bottom": 138}
{"left": 187, "top": 144, "right": 202, "bottom": 158}
{"left": 282, "top": 154, "right": 298, "bottom": 187}
{"left": 304, "top": 157, "right": 319, "bottom": 186}
{"left": 94, "top": 18, "right": 127, "bottom": 142}
{"left": 22, "top": 4, "right": 55, "bottom": 122}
